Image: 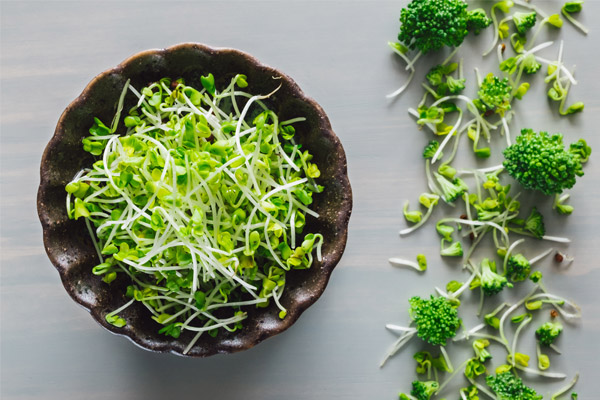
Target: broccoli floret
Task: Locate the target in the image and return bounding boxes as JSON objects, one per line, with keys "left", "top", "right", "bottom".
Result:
{"left": 513, "top": 11, "right": 537, "bottom": 34}
{"left": 440, "top": 240, "right": 464, "bottom": 257}
{"left": 487, "top": 371, "right": 543, "bottom": 400}
{"left": 522, "top": 53, "right": 541, "bottom": 74}
{"left": 410, "top": 380, "right": 439, "bottom": 400}
{"left": 423, "top": 140, "right": 441, "bottom": 159}
{"left": 434, "top": 173, "right": 468, "bottom": 203}
{"left": 442, "top": 76, "right": 466, "bottom": 95}
{"left": 536, "top": 321, "right": 563, "bottom": 345}
{"left": 426, "top": 65, "right": 449, "bottom": 86}
{"left": 398, "top": 0, "right": 470, "bottom": 54}
{"left": 473, "top": 339, "right": 492, "bottom": 362}
{"left": 480, "top": 258, "right": 512, "bottom": 295}
{"left": 529, "top": 271, "right": 543, "bottom": 283}
{"left": 467, "top": 8, "right": 492, "bottom": 34}
{"left": 460, "top": 385, "right": 480, "bottom": 400}
{"left": 523, "top": 207, "right": 545, "bottom": 238}
{"left": 476, "top": 73, "right": 512, "bottom": 115}
{"left": 503, "top": 129, "right": 590, "bottom": 195}
{"left": 409, "top": 295, "right": 462, "bottom": 345}
{"left": 507, "top": 253, "right": 531, "bottom": 281}
{"left": 569, "top": 138, "right": 592, "bottom": 163}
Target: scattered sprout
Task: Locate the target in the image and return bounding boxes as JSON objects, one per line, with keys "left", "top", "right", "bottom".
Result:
{"left": 411, "top": 380, "right": 439, "bottom": 400}
{"left": 513, "top": 11, "right": 537, "bottom": 34}
{"left": 481, "top": 258, "right": 513, "bottom": 295}
{"left": 506, "top": 253, "right": 531, "bottom": 281}
{"left": 561, "top": 1, "right": 588, "bottom": 34}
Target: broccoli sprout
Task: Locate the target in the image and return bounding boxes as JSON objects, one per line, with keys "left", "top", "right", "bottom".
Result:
{"left": 513, "top": 11, "right": 537, "bottom": 34}
{"left": 561, "top": 1, "right": 588, "bottom": 34}
{"left": 480, "top": 258, "right": 513, "bottom": 295}
{"left": 411, "top": 380, "right": 439, "bottom": 400}
{"left": 467, "top": 8, "right": 492, "bottom": 34}
{"left": 536, "top": 321, "right": 563, "bottom": 345}
{"left": 506, "top": 253, "right": 531, "bottom": 281}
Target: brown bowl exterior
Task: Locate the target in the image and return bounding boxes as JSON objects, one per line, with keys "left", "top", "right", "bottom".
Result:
{"left": 37, "top": 43, "right": 352, "bottom": 357}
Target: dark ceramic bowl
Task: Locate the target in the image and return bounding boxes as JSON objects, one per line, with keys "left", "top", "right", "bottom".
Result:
{"left": 37, "top": 43, "right": 352, "bottom": 356}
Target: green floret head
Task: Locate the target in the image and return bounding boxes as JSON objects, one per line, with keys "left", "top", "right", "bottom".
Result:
{"left": 513, "top": 11, "right": 537, "bottom": 34}
{"left": 522, "top": 54, "right": 541, "bottom": 74}
{"left": 536, "top": 321, "right": 563, "bottom": 345}
{"left": 423, "top": 140, "right": 441, "bottom": 159}
{"left": 398, "top": 0, "right": 469, "bottom": 53}
{"left": 507, "top": 253, "right": 531, "bottom": 281}
{"left": 460, "top": 385, "right": 480, "bottom": 400}
{"left": 466, "top": 8, "right": 492, "bottom": 35}
{"left": 480, "top": 258, "right": 512, "bottom": 295}
{"left": 503, "top": 129, "right": 589, "bottom": 195}
{"left": 410, "top": 380, "right": 439, "bottom": 400}
{"left": 486, "top": 371, "right": 543, "bottom": 400}
{"left": 434, "top": 173, "right": 468, "bottom": 203}
{"left": 523, "top": 207, "right": 545, "bottom": 238}
{"left": 408, "top": 295, "right": 462, "bottom": 346}
{"left": 476, "top": 73, "right": 512, "bottom": 115}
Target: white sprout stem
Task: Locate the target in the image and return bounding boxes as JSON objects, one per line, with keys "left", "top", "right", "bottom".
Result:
{"left": 553, "top": 372, "right": 580, "bottom": 398}
{"left": 399, "top": 205, "right": 436, "bottom": 236}
{"left": 380, "top": 329, "right": 417, "bottom": 367}
{"left": 550, "top": 343, "right": 562, "bottom": 354}
{"left": 386, "top": 69, "right": 416, "bottom": 99}
{"left": 499, "top": 286, "right": 540, "bottom": 345}
{"left": 502, "top": 238, "right": 525, "bottom": 274}
{"left": 431, "top": 109, "right": 463, "bottom": 164}
{"left": 529, "top": 248, "right": 554, "bottom": 265}
{"left": 405, "top": 51, "right": 423, "bottom": 70}
{"left": 511, "top": 315, "right": 532, "bottom": 367}
{"left": 562, "top": 10, "right": 589, "bottom": 34}
{"left": 458, "top": 165, "right": 504, "bottom": 175}
{"left": 106, "top": 298, "right": 135, "bottom": 317}
{"left": 501, "top": 116, "right": 511, "bottom": 146}
{"left": 483, "top": 6, "right": 501, "bottom": 57}
{"left": 541, "top": 235, "right": 571, "bottom": 243}
{"left": 388, "top": 258, "right": 423, "bottom": 272}
{"left": 513, "top": 0, "right": 549, "bottom": 18}
{"left": 467, "top": 376, "right": 496, "bottom": 399}
{"left": 439, "top": 346, "right": 454, "bottom": 372}
{"left": 515, "top": 365, "right": 566, "bottom": 379}
{"left": 385, "top": 324, "right": 416, "bottom": 334}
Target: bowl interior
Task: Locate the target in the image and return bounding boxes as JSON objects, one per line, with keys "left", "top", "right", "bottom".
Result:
{"left": 38, "top": 43, "right": 352, "bottom": 356}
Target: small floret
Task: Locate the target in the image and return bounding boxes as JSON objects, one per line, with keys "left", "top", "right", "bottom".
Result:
{"left": 434, "top": 172, "right": 468, "bottom": 203}
{"left": 473, "top": 339, "right": 492, "bottom": 362}
{"left": 522, "top": 54, "right": 541, "bottom": 74}
{"left": 408, "top": 295, "right": 462, "bottom": 345}
{"left": 513, "top": 11, "right": 537, "bottom": 34}
{"left": 460, "top": 385, "right": 480, "bottom": 400}
{"left": 398, "top": 0, "right": 470, "bottom": 53}
{"left": 524, "top": 207, "right": 545, "bottom": 239}
{"left": 440, "top": 240, "right": 464, "bottom": 257}
{"left": 486, "top": 371, "right": 543, "bottom": 400}
{"left": 536, "top": 321, "right": 563, "bottom": 345}
{"left": 569, "top": 139, "right": 592, "bottom": 163}
{"left": 503, "top": 129, "right": 590, "bottom": 195}
{"left": 506, "top": 253, "right": 531, "bottom": 281}
{"left": 410, "top": 380, "right": 439, "bottom": 400}
{"left": 480, "top": 258, "right": 512, "bottom": 295}
{"left": 423, "top": 140, "right": 441, "bottom": 159}
{"left": 467, "top": 8, "right": 492, "bottom": 34}
{"left": 476, "top": 73, "right": 512, "bottom": 115}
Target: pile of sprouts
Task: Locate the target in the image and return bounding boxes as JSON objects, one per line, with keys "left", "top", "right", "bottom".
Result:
{"left": 66, "top": 73, "right": 324, "bottom": 353}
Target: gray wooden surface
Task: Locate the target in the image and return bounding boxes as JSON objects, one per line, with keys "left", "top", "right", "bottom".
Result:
{"left": 1, "top": 1, "right": 598, "bottom": 399}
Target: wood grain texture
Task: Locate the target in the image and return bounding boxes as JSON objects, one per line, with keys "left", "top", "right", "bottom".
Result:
{"left": 1, "top": 1, "right": 599, "bottom": 399}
